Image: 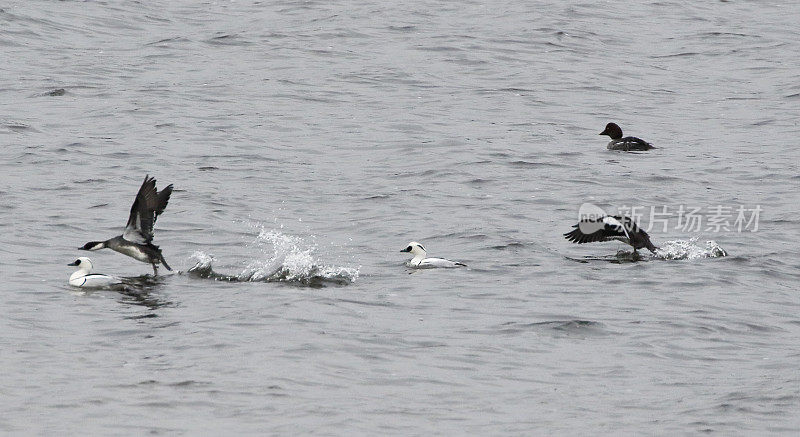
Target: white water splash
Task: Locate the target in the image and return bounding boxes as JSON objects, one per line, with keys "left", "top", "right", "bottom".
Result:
{"left": 189, "top": 229, "right": 359, "bottom": 286}
{"left": 654, "top": 237, "right": 727, "bottom": 260}
{"left": 190, "top": 250, "right": 215, "bottom": 268}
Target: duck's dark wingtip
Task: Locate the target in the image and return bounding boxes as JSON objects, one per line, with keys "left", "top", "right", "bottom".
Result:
{"left": 564, "top": 228, "right": 582, "bottom": 242}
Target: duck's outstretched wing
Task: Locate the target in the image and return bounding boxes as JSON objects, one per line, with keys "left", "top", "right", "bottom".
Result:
{"left": 155, "top": 183, "right": 173, "bottom": 219}
{"left": 122, "top": 175, "right": 173, "bottom": 244}
{"left": 564, "top": 215, "right": 631, "bottom": 244}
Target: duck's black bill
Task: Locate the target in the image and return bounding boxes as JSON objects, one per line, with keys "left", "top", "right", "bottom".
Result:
{"left": 400, "top": 248, "right": 411, "bottom": 252}
{"left": 67, "top": 261, "right": 79, "bottom": 266}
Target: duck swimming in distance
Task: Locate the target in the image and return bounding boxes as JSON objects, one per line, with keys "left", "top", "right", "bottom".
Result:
{"left": 564, "top": 215, "right": 658, "bottom": 254}
{"left": 79, "top": 175, "right": 173, "bottom": 275}
{"left": 400, "top": 242, "right": 466, "bottom": 268}
{"left": 600, "top": 122, "right": 654, "bottom": 151}
{"left": 68, "top": 257, "right": 120, "bottom": 288}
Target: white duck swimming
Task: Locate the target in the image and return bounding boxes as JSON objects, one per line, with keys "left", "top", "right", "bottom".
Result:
{"left": 400, "top": 242, "right": 466, "bottom": 268}
{"left": 68, "top": 257, "right": 120, "bottom": 288}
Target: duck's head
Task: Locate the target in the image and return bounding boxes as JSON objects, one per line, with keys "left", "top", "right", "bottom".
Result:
{"left": 400, "top": 242, "right": 426, "bottom": 257}
{"left": 79, "top": 241, "right": 105, "bottom": 251}
{"left": 600, "top": 122, "right": 623, "bottom": 140}
{"left": 68, "top": 257, "right": 93, "bottom": 270}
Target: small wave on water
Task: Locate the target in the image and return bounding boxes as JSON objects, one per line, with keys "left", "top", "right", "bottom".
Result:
{"left": 465, "top": 320, "right": 612, "bottom": 338}
{"left": 498, "top": 320, "right": 608, "bottom": 336}
{"left": 655, "top": 237, "right": 728, "bottom": 260}
{"left": 187, "top": 228, "right": 359, "bottom": 287}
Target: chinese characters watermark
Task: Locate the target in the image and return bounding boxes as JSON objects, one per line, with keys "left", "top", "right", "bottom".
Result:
{"left": 578, "top": 203, "right": 762, "bottom": 233}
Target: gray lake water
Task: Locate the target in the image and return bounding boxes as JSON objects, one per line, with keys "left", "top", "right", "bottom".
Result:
{"left": 2, "top": 1, "right": 800, "bottom": 434}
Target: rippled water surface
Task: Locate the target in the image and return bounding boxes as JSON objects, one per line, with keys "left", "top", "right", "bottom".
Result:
{"left": 2, "top": 1, "right": 800, "bottom": 434}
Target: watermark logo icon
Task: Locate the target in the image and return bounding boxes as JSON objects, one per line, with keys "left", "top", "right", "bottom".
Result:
{"left": 578, "top": 203, "right": 608, "bottom": 234}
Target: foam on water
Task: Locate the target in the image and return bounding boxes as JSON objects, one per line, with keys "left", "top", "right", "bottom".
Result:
{"left": 188, "top": 228, "right": 359, "bottom": 287}
{"left": 654, "top": 237, "right": 728, "bottom": 260}
{"left": 567, "top": 238, "right": 728, "bottom": 263}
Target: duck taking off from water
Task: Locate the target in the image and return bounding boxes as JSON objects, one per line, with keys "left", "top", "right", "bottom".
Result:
{"left": 400, "top": 241, "right": 466, "bottom": 268}
{"left": 564, "top": 215, "right": 658, "bottom": 254}
{"left": 600, "top": 122, "right": 654, "bottom": 151}
{"left": 79, "top": 175, "right": 173, "bottom": 275}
